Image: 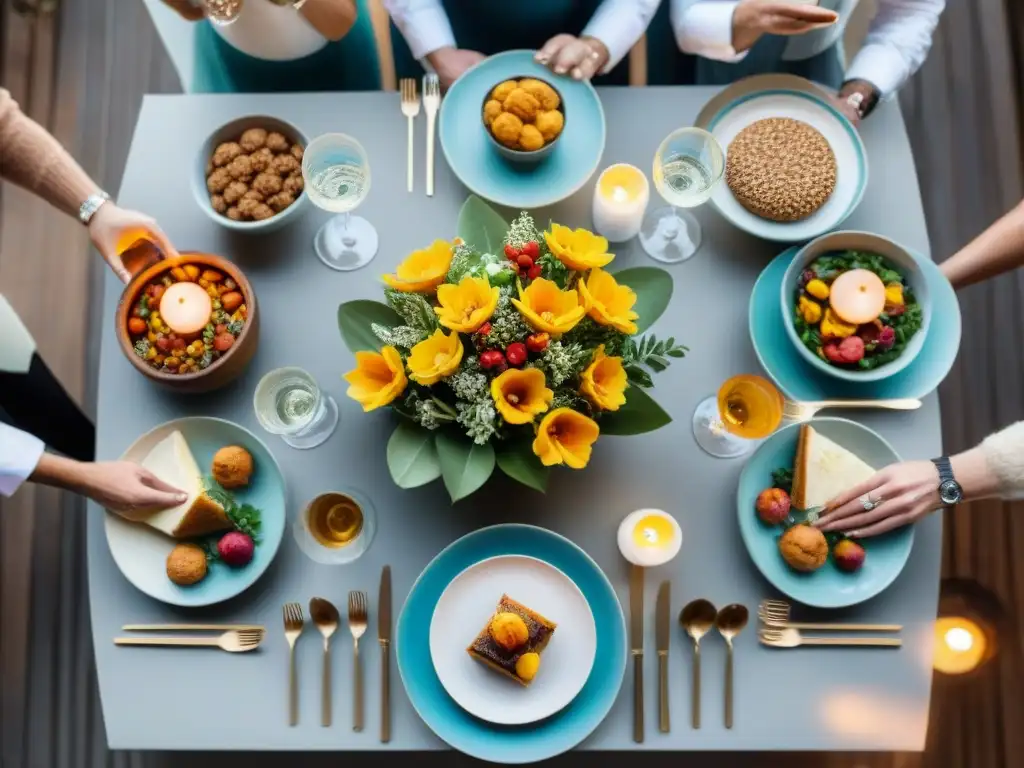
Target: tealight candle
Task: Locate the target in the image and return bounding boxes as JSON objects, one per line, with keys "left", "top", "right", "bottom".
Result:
{"left": 159, "top": 281, "right": 213, "bottom": 335}
{"left": 592, "top": 164, "right": 650, "bottom": 242}
{"left": 617, "top": 508, "right": 682, "bottom": 567}
{"left": 828, "top": 268, "right": 886, "bottom": 324}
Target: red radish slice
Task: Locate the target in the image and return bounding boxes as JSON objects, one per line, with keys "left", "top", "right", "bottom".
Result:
{"left": 828, "top": 269, "right": 886, "bottom": 324}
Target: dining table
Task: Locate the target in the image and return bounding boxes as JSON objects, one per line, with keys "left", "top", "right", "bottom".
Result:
{"left": 87, "top": 87, "right": 942, "bottom": 753}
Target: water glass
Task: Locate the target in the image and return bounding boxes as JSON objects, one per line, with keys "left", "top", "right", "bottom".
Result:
{"left": 253, "top": 366, "right": 339, "bottom": 450}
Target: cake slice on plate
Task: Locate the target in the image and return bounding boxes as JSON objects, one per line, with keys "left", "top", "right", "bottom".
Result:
{"left": 791, "top": 424, "right": 877, "bottom": 512}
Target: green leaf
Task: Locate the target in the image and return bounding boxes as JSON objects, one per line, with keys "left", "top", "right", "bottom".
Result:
{"left": 338, "top": 300, "right": 403, "bottom": 353}
{"left": 495, "top": 440, "right": 549, "bottom": 493}
{"left": 625, "top": 364, "right": 653, "bottom": 388}
{"left": 386, "top": 422, "right": 442, "bottom": 488}
{"left": 614, "top": 267, "right": 673, "bottom": 334}
{"left": 435, "top": 431, "right": 496, "bottom": 502}
{"left": 457, "top": 195, "right": 508, "bottom": 256}
{"left": 601, "top": 386, "right": 672, "bottom": 435}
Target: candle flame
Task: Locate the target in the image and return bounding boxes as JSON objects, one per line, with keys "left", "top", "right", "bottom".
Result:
{"left": 611, "top": 186, "right": 629, "bottom": 204}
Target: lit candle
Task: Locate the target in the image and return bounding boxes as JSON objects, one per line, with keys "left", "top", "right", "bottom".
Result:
{"left": 592, "top": 164, "right": 650, "bottom": 243}
{"left": 159, "top": 281, "right": 213, "bottom": 335}
{"left": 617, "top": 508, "right": 682, "bottom": 567}
{"left": 932, "top": 616, "right": 988, "bottom": 675}
{"left": 828, "top": 268, "right": 886, "bottom": 324}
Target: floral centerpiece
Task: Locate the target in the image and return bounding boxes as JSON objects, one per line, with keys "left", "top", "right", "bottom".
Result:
{"left": 338, "top": 196, "right": 684, "bottom": 502}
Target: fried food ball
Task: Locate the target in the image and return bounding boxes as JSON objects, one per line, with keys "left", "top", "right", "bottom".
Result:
{"left": 503, "top": 88, "right": 540, "bottom": 122}
{"left": 249, "top": 147, "right": 273, "bottom": 173}
{"left": 213, "top": 141, "right": 243, "bottom": 167}
{"left": 166, "top": 543, "right": 208, "bottom": 586}
{"left": 490, "top": 112, "right": 524, "bottom": 148}
{"left": 271, "top": 154, "right": 299, "bottom": 176}
{"left": 482, "top": 99, "right": 503, "bottom": 127}
{"left": 267, "top": 191, "right": 296, "bottom": 212}
{"left": 251, "top": 203, "right": 275, "bottom": 221}
{"left": 223, "top": 181, "right": 249, "bottom": 205}
{"left": 265, "top": 131, "right": 289, "bottom": 153}
{"left": 227, "top": 154, "right": 254, "bottom": 182}
{"left": 519, "top": 78, "right": 560, "bottom": 111}
{"left": 491, "top": 80, "right": 518, "bottom": 103}
{"left": 226, "top": 206, "right": 243, "bottom": 221}
{"left": 283, "top": 173, "right": 304, "bottom": 196}
{"left": 237, "top": 197, "right": 261, "bottom": 218}
{"left": 239, "top": 127, "right": 268, "bottom": 152}
{"left": 290, "top": 143, "right": 304, "bottom": 161}
{"left": 212, "top": 445, "right": 254, "bottom": 489}
{"left": 489, "top": 612, "right": 529, "bottom": 651}
{"left": 535, "top": 109, "right": 564, "bottom": 142}
{"left": 242, "top": 188, "right": 264, "bottom": 203}
{"left": 207, "top": 168, "right": 231, "bottom": 194}
{"left": 252, "top": 172, "right": 283, "bottom": 197}
{"left": 210, "top": 194, "right": 227, "bottom": 214}
{"left": 518, "top": 124, "right": 544, "bottom": 151}
{"left": 779, "top": 524, "right": 828, "bottom": 572}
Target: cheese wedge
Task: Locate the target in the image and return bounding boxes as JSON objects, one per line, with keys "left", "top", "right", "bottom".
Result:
{"left": 138, "top": 430, "right": 231, "bottom": 539}
{"left": 791, "top": 424, "right": 877, "bottom": 511}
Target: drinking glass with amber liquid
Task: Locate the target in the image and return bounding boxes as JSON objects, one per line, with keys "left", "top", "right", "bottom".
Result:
{"left": 692, "top": 374, "right": 783, "bottom": 458}
{"left": 293, "top": 490, "right": 377, "bottom": 565}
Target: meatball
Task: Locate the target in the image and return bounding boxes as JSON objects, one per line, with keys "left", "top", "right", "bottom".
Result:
{"left": 491, "top": 80, "right": 518, "bottom": 103}
{"left": 252, "top": 172, "right": 283, "bottom": 196}
{"left": 267, "top": 191, "right": 295, "bottom": 212}
{"left": 265, "top": 131, "right": 289, "bottom": 153}
{"left": 212, "top": 445, "right": 254, "bottom": 489}
{"left": 210, "top": 194, "right": 227, "bottom": 214}
{"left": 227, "top": 154, "right": 254, "bottom": 183}
{"left": 206, "top": 168, "right": 231, "bottom": 194}
{"left": 237, "top": 197, "right": 261, "bottom": 218}
{"left": 271, "top": 154, "right": 299, "bottom": 176}
{"left": 212, "top": 141, "right": 243, "bottom": 167}
{"left": 503, "top": 88, "right": 540, "bottom": 122}
{"left": 251, "top": 203, "right": 275, "bottom": 221}
{"left": 535, "top": 109, "right": 564, "bottom": 142}
{"left": 166, "top": 543, "right": 208, "bottom": 586}
{"left": 226, "top": 206, "right": 243, "bottom": 221}
{"left": 518, "top": 124, "right": 544, "bottom": 152}
{"left": 239, "top": 127, "right": 268, "bottom": 152}
{"left": 482, "top": 99, "right": 503, "bottom": 127}
{"left": 249, "top": 147, "right": 273, "bottom": 173}
{"left": 223, "top": 181, "right": 248, "bottom": 205}
{"left": 518, "top": 78, "right": 560, "bottom": 111}
{"left": 283, "top": 173, "right": 304, "bottom": 196}
{"left": 242, "top": 188, "right": 264, "bottom": 203}
{"left": 490, "top": 112, "right": 523, "bottom": 148}
{"left": 289, "top": 143, "right": 304, "bottom": 161}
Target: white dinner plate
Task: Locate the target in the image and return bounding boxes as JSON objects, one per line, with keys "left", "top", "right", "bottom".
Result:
{"left": 695, "top": 74, "right": 868, "bottom": 243}
{"left": 429, "top": 555, "right": 597, "bottom": 725}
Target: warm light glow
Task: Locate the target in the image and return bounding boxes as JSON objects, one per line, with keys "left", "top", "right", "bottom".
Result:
{"left": 617, "top": 509, "right": 682, "bottom": 567}
{"left": 933, "top": 616, "right": 987, "bottom": 675}
{"left": 944, "top": 627, "right": 973, "bottom": 652}
{"left": 159, "top": 281, "right": 213, "bottom": 335}
{"left": 597, "top": 164, "right": 647, "bottom": 204}
{"left": 632, "top": 514, "right": 675, "bottom": 549}
{"left": 611, "top": 186, "right": 629, "bottom": 204}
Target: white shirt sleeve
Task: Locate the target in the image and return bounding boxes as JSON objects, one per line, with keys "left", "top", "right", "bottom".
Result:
{"left": 582, "top": 0, "right": 663, "bottom": 74}
{"left": 846, "top": 0, "right": 944, "bottom": 97}
{"left": 382, "top": 0, "right": 456, "bottom": 61}
{"left": 0, "top": 423, "right": 45, "bottom": 498}
{"left": 670, "top": 0, "right": 748, "bottom": 63}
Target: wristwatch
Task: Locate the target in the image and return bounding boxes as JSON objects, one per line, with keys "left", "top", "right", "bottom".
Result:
{"left": 78, "top": 191, "right": 110, "bottom": 225}
{"left": 840, "top": 79, "right": 881, "bottom": 120}
{"left": 931, "top": 457, "right": 964, "bottom": 506}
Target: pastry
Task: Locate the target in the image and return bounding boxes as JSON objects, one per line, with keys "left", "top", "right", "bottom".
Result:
{"left": 467, "top": 595, "right": 556, "bottom": 686}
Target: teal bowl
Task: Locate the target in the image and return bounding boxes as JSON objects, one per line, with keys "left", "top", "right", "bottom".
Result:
{"left": 736, "top": 418, "right": 914, "bottom": 608}
{"left": 781, "top": 231, "right": 932, "bottom": 383}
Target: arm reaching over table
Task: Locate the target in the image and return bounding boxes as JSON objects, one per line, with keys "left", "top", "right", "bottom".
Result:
{"left": 941, "top": 199, "right": 1024, "bottom": 290}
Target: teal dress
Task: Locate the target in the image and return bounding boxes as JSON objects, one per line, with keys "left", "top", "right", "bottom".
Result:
{"left": 390, "top": 0, "right": 631, "bottom": 86}
{"left": 192, "top": 0, "right": 381, "bottom": 92}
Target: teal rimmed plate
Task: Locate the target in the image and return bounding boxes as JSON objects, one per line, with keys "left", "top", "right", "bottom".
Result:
{"left": 439, "top": 50, "right": 606, "bottom": 210}
{"left": 396, "top": 524, "right": 625, "bottom": 763}
{"left": 737, "top": 418, "right": 914, "bottom": 608}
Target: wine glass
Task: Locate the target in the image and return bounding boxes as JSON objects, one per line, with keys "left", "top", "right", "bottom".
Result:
{"left": 301, "top": 133, "right": 378, "bottom": 272}
{"left": 692, "top": 374, "right": 783, "bottom": 458}
{"left": 253, "top": 367, "right": 339, "bottom": 450}
{"left": 640, "top": 127, "right": 725, "bottom": 264}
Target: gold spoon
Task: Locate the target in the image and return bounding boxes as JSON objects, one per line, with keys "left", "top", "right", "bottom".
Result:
{"left": 310, "top": 597, "right": 341, "bottom": 727}
{"left": 679, "top": 599, "right": 717, "bottom": 729}
{"left": 715, "top": 604, "right": 749, "bottom": 730}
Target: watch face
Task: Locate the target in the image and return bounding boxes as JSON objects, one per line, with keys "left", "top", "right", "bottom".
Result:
{"left": 939, "top": 479, "right": 963, "bottom": 505}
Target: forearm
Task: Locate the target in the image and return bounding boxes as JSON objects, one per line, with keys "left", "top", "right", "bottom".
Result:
{"left": 28, "top": 453, "right": 93, "bottom": 494}
{"left": 300, "top": 0, "right": 357, "bottom": 42}
{"left": 941, "top": 200, "right": 1024, "bottom": 290}
{"left": 949, "top": 447, "right": 1004, "bottom": 503}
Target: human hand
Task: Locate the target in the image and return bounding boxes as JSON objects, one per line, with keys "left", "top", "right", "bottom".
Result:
{"left": 535, "top": 34, "right": 609, "bottom": 81}
{"left": 160, "top": 0, "right": 207, "bottom": 21}
{"left": 76, "top": 461, "right": 188, "bottom": 518}
{"left": 426, "top": 47, "right": 486, "bottom": 90}
{"left": 828, "top": 94, "right": 861, "bottom": 125}
{"left": 813, "top": 460, "right": 941, "bottom": 538}
{"left": 732, "top": 1, "right": 839, "bottom": 53}
{"left": 88, "top": 203, "right": 179, "bottom": 283}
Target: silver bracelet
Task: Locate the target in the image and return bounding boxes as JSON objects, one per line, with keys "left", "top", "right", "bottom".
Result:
{"left": 79, "top": 192, "right": 111, "bottom": 225}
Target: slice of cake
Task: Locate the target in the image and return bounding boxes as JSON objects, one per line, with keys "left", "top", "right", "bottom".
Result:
{"left": 136, "top": 430, "right": 231, "bottom": 539}
{"left": 467, "top": 595, "right": 556, "bottom": 686}
{"left": 791, "top": 424, "right": 877, "bottom": 511}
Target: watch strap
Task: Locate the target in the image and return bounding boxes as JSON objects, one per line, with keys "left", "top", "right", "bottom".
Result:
{"left": 79, "top": 192, "right": 110, "bottom": 225}
{"left": 931, "top": 456, "right": 954, "bottom": 483}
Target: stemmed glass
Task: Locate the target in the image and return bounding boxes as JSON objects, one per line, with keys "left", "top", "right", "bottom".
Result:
{"left": 253, "top": 367, "right": 339, "bottom": 450}
{"left": 640, "top": 127, "right": 725, "bottom": 264}
{"left": 693, "top": 374, "right": 784, "bottom": 459}
{"left": 302, "top": 133, "right": 378, "bottom": 272}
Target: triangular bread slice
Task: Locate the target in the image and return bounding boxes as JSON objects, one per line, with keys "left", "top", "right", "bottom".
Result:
{"left": 791, "top": 424, "right": 876, "bottom": 511}
{"left": 137, "top": 430, "right": 231, "bottom": 539}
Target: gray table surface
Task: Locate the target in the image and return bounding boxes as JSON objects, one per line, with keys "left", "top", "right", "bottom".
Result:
{"left": 88, "top": 89, "right": 941, "bottom": 753}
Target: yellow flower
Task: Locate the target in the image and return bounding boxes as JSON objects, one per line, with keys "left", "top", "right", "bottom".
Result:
{"left": 544, "top": 223, "right": 614, "bottom": 271}
{"left": 820, "top": 308, "right": 858, "bottom": 339}
{"left": 798, "top": 295, "right": 822, "bottom": 325}
{"left": 490, "top": 368, "right": 553, "bottom": 425}
{"left": 511, "top": 278, "right": 586, "bottom": 336}
{"left": 579, "top": 345, "right": 627, "bottom": 411}
{"left": 343, "top": 346, "right": 408, "bottom": 411}
{"left": 434, "top": 275, "right": 499, "bottom": 332}
{"left": 532, "top": 408, "right": 600, "bottom": 469}
{"left": 578, "top": 267, "right": 639, "bottom": 334}
{"left": 406, "top": 329, "right": 464, "bottom": 386}
{"left": 382, "top": 240, "right": 454, "bottom": 293}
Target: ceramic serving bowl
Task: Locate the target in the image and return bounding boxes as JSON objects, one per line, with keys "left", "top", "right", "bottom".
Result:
{"left": 780, "top": 231, "right": 932, "bottom": 383}
{"left": 482, "top": 76, "right": 565, "bottom": 164}
{"left": 115, "top": 252, "right": 259, "bottom": 393}
{"left": 193, "top": 115, "right": 309, "bottom": 233}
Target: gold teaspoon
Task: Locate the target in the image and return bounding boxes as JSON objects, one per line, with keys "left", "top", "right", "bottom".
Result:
{"left": 679, "top": 599, "right": 717, "bottom": 729}
{"left": 715, "top": 603, "right": 749, "bottom": 730}
{"left": 309, "top": 597, "right": 341, "bottom": 727}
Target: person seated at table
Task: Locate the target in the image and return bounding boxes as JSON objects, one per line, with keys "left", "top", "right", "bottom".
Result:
{"left": 383, "top": 0, "right": 661, "bottom": 88}
{"left": 669, "top": 0, "right": 945, "bottom": 123}
{"left": 940, "top": 199, "right": 1024, "bottom": 290}
{"left": 813, "top": 421, "right": 1024, "bottom": 538}
{"left": 160, "top": 0, "right": 381, "bottom": 92}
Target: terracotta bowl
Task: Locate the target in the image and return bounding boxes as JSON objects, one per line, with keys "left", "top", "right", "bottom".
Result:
{"left": 115, "top": 252, "right": 259, "bottom": 394}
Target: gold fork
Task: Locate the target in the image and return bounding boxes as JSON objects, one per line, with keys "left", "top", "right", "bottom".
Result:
{"left": 114, "top": 628, "right": 264, "bottom": 653}
{"left": 348, "top": 590, "right": 369, "bottom": 732}
{"left": 400, "top": 78, "right": 420, "bottom": 193}
{"left": 759, "top": 599, "right": 902, "bottom": 632}
{"left": 283, "top": 602, "right": 305, "bottom": 726}
{"left": 783, "top": 397, "right": 922, "bottom": 422}
{"left": 759, "top": 627, "right": 901, "bottom": 648}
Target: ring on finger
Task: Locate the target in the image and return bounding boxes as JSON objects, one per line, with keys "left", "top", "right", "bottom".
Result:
{"left": 859, "top": 493, "right": 884, "bottom": 511}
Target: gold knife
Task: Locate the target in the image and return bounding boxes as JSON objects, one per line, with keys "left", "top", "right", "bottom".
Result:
{"left": 378, "top": 565, "right": 393, "bottom": 743}
{"left": 629, "top": 564, "right": 644, "bottom": 743}
{"left": 656, "top": 581, "right": 670, "bottom": 733}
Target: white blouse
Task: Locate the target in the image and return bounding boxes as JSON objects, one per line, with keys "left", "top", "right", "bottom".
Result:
{"left": 211, "top": 0, "right": 326, "bottom": 61}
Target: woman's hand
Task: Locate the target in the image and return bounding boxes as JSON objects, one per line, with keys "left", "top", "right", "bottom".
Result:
{"left": 77, "top": 462, "right": 188, "bottom": 518}
{"left": 427, "top": 47, "right": 486, "bottom": 90}
{"left": 813, "top": 460, "right": 941, "bottom": 538}
{"left": 732, "top": 2, "right": 839, "bottom": 53}
{"left": 88, "top": 203, "right": 179, "bottom": 283}
{"left": 160, "top": 0, "right": 207, "bottom": 21}
{"left": 535, "top": 34, "right": 609, "bottom": 81}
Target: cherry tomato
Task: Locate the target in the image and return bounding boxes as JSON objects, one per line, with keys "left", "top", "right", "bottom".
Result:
{"left": 127, "top": 318, "right": 147, "bottom": 335}
{"left": 213, "top": 333, "right": 234, "bottom": 352}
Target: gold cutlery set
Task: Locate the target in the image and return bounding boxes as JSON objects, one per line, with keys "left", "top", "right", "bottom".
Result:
{"left": 115, "top": 625, "right": 266, "bottom": 653}
{"left": 400, "top": 75, "right": 442, "bottom": 197}
{"left": 757, "top": 599, "right": 903, "bottom": 649}
{"left": 678, "top": 598, "right": 748, "bottom": 731}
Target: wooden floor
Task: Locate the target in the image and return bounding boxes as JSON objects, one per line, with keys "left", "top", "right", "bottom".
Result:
{"left": 1, "top": 1, "right": 1022, "bottom": 766}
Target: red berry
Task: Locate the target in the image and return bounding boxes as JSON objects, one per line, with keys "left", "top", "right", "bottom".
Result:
{"left": 526, "top": 333, "right": 550, "bottom": 353}
{"left": 837, "top": 335, "right": 865, "bottom": 363}
{"left": 522, "top": 241, "right": 539, "bottom": 258}
{"left": 480, "top": 349, "right": 505, "bottom": 369}
{"left": 527, "top": 264, "right": 542, "bottom": 280}
{"left": 504, "top": 244, "right": 520, "bottom": 259}
{"left": 476, "top": 321, "right": 492, "bottom": 336}
{"left": 517, "top": 254, "right": 534, "bottom": 269}
{"left": 505, "top": 342, "right": 528, "bottom": 367}
{"left": 877, "top": 326, "right": 896, "bottom": 350}
{"left": 822, "top": 341, "right": 844, "bottom": 364}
